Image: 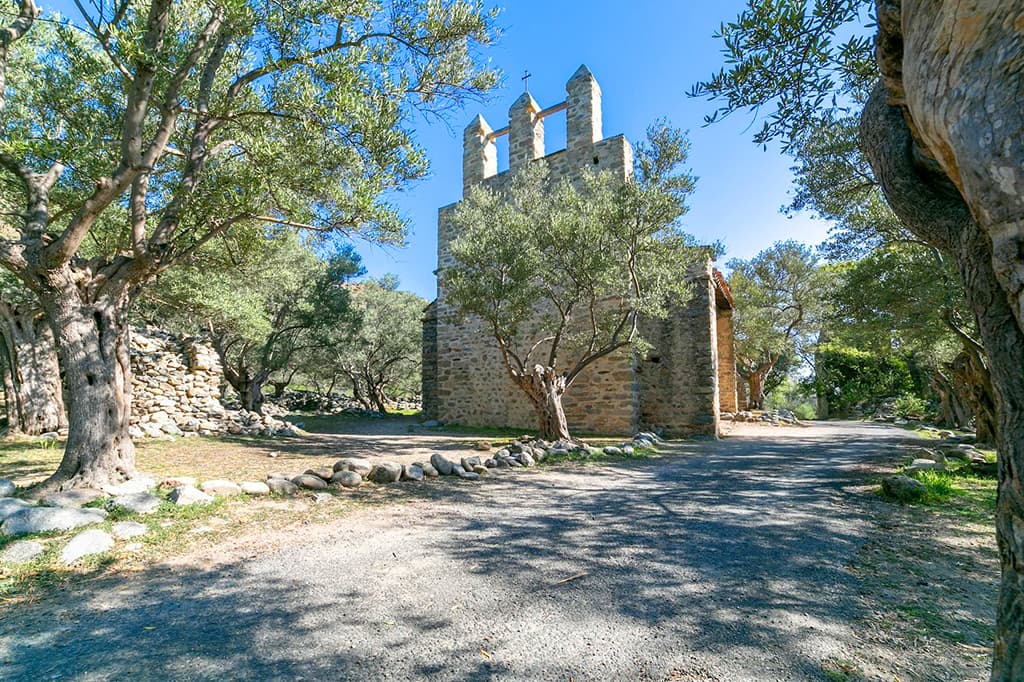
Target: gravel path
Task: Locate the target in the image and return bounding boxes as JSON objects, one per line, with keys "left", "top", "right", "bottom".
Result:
{"left": 0, "top": 421, "right": 905, "bottom": 681}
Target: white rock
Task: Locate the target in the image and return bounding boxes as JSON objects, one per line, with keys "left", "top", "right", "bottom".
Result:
{"left": 42, "top": 488, "right": 107, "bottom": 508}
{"left": 111, "top": 521, "right": 148, "bottom": 539}
{"left": 201, "top": 480, "right": 242, "bottom": 496}
{"left": 0, "top": 479, "right": 16, "bottom": 497}
{"left": 2, "top": 506, "right": 107, "bottom": 536}
{"left": 239, "top": 481, "right": 270, "bottom": 496}
{"left": 168, "top": 485, "right": 214, "bottom": 506}
{"left": 0, "top": 539, "right": 46, "bottom": 564}
{"left": 110, "top": 492, "right": 161, "bottom": 515}
{"left": 0, "top": 498, "right": 33, "bottom": 521}
{"left": 102, "top": 477, "right": 156, "bottom": 496}
{"left": 61, "top": 529, "right": 114, "bottom": 564}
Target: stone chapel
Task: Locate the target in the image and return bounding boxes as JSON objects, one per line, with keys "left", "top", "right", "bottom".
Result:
{"left": 422, "top": 66, "right": 737, "bottom": 437}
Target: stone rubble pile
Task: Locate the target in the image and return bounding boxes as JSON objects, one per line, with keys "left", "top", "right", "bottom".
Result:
{"left": 128, "top": 327, "right": 302, "bottom": 439}
{"left": 723, "top": 410, "right": 802, "bottom": 425}
{"left": 271, "top": 389, "right": 421, "bottom": 416}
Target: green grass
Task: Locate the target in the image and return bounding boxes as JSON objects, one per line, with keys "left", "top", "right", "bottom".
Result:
{"left": 542, "top": 444, "right": 658, "bottom": 465}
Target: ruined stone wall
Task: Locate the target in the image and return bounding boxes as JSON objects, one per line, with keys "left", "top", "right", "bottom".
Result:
{"left": 637, "top": 265, "right": 721, "bottom": 438}
{"left": 129, "top": 328, "right": 226, "bottom": 437}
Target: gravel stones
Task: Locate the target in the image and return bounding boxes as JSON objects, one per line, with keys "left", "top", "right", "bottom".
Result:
{"left": 401, "top": 464, "right": 425, "bottom": 482}
{"left": 331, "top": 470, "right": 363, "bottom": 488}
{"left": 267, "top": 479, "right": 299, "bottom": 496}
{"left": 110, "top": 492, "right": 161, "bottom": 515}
{"left": 239, "top": 481, "right": 271, "bottom": 496}
{"left": 292, "top": 474, "right": 328, "bottom": 491}
{"left": 42, "top": 489, "right": 107, "bottom": 508}
{"left": 0, "top": 479, "right": 15, "bottom": 497}
{"left": 61, "top": 529, "right": 114, "bottom": 564}
{"left": 334, "top": 458, "right": 373, "bottom": 476}
{"left": 111, "top": 521, "right": 149, "bottom": 539}
{"left": 368, "top": 462, "right": 403, "bottom": 484}
{"left": 430, "top": 453, "right": 455, "bottom": 476}
{"left": 0, "top": 540, "right": 45, "bottom": 564}
{"left": 168, "top": 485, "right": 214, "bottom": 506}
{"left": 2, "top": 506, "right": 107, "bottom": 536}
{"left": 201, "top": 480, "right": 242, "bottom": 497}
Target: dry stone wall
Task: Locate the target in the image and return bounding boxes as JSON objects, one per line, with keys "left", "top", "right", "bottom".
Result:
{"left": 129, "top": 328, "right": 299, "bottom": 439}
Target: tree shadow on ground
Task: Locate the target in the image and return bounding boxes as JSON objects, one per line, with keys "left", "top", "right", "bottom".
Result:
{"left": 0, "top": 422, "right": 996, "bottom": 680}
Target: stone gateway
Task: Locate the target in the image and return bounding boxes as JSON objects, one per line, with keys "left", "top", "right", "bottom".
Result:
{"left": 422, "top": 66, "right": 737, "bottom": 437}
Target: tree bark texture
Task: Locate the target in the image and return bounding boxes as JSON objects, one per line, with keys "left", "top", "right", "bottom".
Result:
{"left": 862, "top": 59, "right": 1024, "bottom": 678}
{"left": 514, "top": 365, "right": 570, "bottom": 442}
{"left": 33, "top": 287, "right": 136, "bottom": 494}
{"left": 0, "top": 305, "right": 66, "bottom": 435}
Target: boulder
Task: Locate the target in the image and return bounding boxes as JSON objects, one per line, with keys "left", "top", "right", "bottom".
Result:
{"left": 451, "top": 464, "right": 466, "bottom": 477}
{"left": 159, "top": 476, "right": 198, "bottom": 488}
{"left": 102, "top": 477, "right": 157, "bottom": 496}
{"left": 305, "top": 467, "right": 335, "bottom": 482}
{"left": 484, "top": 459, "right": 498, "bottom": 469}
{"left": 60, "top": 529, "right": 114, "bottom": 564}
{"left": 312, "top": 492, "right": 334, "bottom": 504}
{"left": 267, "top": 479, "right": 299, "bottom": 496}
{"left": 292, "top": 474, "right": 328, "bottom": 491}
{"left": 0, "top": 479, "right": 15, "bottom": 497}
{"left": 518, "top": 452, "right": 536, "bottom": 467}
{"left": 494, "top": 458, "right": 511, "bottom": 468}
{"left": 430, "top": 453, "right": 455, "bottom": 476}
{"left": 461, "top": 456, "right": 482, "bottom": 471}
{"left": 0, "top": 498, "right": 34, "bottom": 521}
{"left": 0, "top": 539, "right": 45, "bottom": 564}
{"left": 472, "top": 465, "right": 490, "bottom": 476}
{"left": 42, "top": 489, "right": 107, "bottom": 509}
{"left": 2, "top": 506, "right": 107, "bottom": 536}
{"left": 111, "top": 521, "right": 149, "bottom": 539}
{"left": 332, "top": 470, "right": 363, "bottom": 488}
{"left": 240, "top": 481, "right": 271, "bottom": 496}
{"left": 457, "top": 470, "right": 480, "bottom": 481}
{"left": 603, "top": 446, "right": 623, "bottom": 456}
{"left": 904, "top": 458, "right": 944, "bottom": 474}
{"left": 109, "top": 492, "right": 161, "bottom": 515}
{"left": 368, "top": 462, "right": 403, "bottom": 484}
{"left": 401, "top": 464, "right": 425, "bottom": 482}
{"left": 882, "top": 475, "right": 927, "bottom": 501}
{"left": 475, "top": 441, "right": 492, "bottom": 451}
{"left": 201, "top": 480, "right": 242, "bottom": 497}
{"left": 168, "top": 485, "right": 214, "bottom": 506}
{"left": 421, "top": 464, "right": 439, "bottom": 478}
{"left": 333, "top": 458, "right": 373, "bottom": 476}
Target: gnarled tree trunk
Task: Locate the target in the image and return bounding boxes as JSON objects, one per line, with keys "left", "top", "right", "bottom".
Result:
{"left": 862, "top": 35, "right": 1024, "bottom": 673}
{"left": 738, "top": 354, "right": 775, "bottom": 410}
{"left": 0, "top": 304, "right": 66, "bottom": 435}
{"left": 948, "top": 346, "right": 997, "bottom": 445}
{"left": 513, "top": 366, "right": 570, "bottom": 442}
{"left": 33, "top": 285, "right": 136, "bottom": 494}
{"left": 932, "top": 369, "right": 972, "bottom": 430}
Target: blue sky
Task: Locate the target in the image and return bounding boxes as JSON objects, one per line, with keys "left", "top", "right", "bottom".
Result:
{"left": 353, "top": 1, "right": 833, "bottom": 300}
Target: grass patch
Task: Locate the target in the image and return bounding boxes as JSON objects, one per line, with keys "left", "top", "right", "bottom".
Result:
{"left": 821, "top": 657, "right": 864, "bottom": 682}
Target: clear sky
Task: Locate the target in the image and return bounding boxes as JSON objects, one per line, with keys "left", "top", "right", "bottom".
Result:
{"left": 352, "top": 1, "right": 832, "bottom": 300}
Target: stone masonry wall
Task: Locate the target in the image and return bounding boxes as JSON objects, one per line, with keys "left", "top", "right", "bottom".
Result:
{"left": 716, "top": 303, "right": 739, "bottom": 414}
{"left": 427, "top": 65, "right": 727, "bottom": 437}
{"left": 637, "top": 264, "right": 721, "bottom": 438}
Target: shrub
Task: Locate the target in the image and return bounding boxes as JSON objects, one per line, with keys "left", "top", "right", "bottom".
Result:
{"left": 894, "top": 394, "right": 929, "bottom": 419}
{"left": 793, "top": 403, "right": 816, "bottom": 420}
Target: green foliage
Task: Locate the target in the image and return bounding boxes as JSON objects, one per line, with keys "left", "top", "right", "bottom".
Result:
{"left": 0, "top": 0, "right": 500, "bottom": 284}
{"left": 303, "top": 275, "right": 426, "bottom": 409}
{"left": 441, "top": 122, "right": 700, "bottom": 383}
{"left": 728, "top": 240, "right": 829, "bottom": 369}
{"left": 894, "top": 395, "right": 929, "bottom": 419}
{"left": 815, "top": 344, "right": 914, "bottom": 416}
{"left": 793, "top": 402, "right": 816, "bottom": 420}
{"left": 691, "top": 0, "right": 875, "bottom": 150}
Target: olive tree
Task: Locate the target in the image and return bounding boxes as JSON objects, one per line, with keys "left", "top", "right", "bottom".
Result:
{"left": 0, "top": 0, "right": 498, "bottom": 493}
{"left": 441, "top": 123, "right": 699, "bottom": 441}
{"left": 694, "top": 1, "right": 1024, "bottom": 673}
